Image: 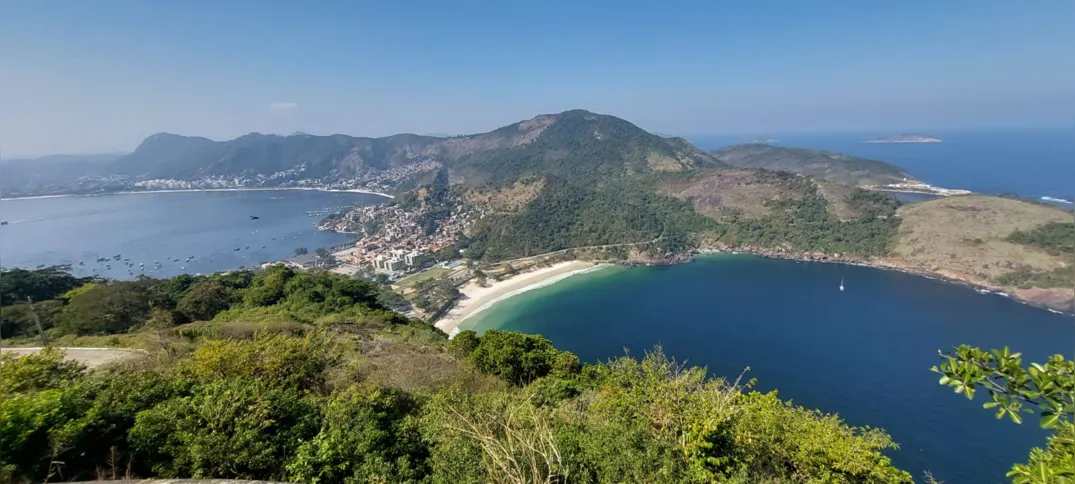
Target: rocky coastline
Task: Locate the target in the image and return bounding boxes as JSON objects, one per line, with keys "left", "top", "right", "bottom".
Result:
{"left": 599, "top": 245, "right": 1072, "bottom": 315}
{"left": 693, "top": 246, "right": 1073, "bottom": 315}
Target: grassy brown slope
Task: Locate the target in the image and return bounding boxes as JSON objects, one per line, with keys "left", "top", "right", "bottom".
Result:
{"left": 659, "top": 169, "right": 809, "bottom": 221}
{"left": 660, "top": 169, "right": 877, "bottom": 223}
{"left": 883, "top": 195, "right": 1073, "bottom": 310}
{"left": 711, "top": 144, "right": 912, "bottom": 187}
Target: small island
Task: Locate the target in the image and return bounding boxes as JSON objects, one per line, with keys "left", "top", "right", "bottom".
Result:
{"left": 865, "top": 134, "right": 942, "bottom": 144}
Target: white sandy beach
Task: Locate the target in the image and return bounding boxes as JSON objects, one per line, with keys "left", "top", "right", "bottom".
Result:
{"left": 434, "top": 260, "right": 601, "bottom": 336}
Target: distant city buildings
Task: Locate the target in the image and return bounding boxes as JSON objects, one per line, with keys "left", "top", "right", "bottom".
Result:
{"left": 328, "top": 192, "right": 486, "bottom": 277}
{"left": 129, "top": 160, "right": 443, "bottom": 194}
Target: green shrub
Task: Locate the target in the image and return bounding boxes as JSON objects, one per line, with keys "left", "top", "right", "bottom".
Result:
{"left": 287, "top": 386, "right": 429, "bottom": 483}
{"left": 0, "top": 348, "right": 84, "bottom": 394}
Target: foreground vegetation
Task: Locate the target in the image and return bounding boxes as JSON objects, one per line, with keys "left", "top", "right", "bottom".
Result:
{"left": 2, "top": 266, "right": 916, "bottom": 483}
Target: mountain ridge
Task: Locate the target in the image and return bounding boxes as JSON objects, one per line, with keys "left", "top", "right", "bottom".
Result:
{"left": 710, "top": 143, "right": 912, "bottom": 186}
{"left": 93, "top": 109, "right": 721, "bottom": 188}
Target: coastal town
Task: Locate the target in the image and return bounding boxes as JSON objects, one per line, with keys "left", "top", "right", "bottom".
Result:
{"left": 131, "top": 160, "right": 443, "bottom": 194}
{"left": 316, "top": 185, "right": 487, "bottom": 280}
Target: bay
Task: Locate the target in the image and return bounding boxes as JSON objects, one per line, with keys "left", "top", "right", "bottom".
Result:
{"left": 467, "top": 255, "right": 1074, "bottom": 483}
{"left": 0, "top": 190, "right": 388, "bottom": 279}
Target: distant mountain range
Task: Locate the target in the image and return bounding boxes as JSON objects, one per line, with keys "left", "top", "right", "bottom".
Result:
{"left": 1, "top": 110, "right": 722, "bottom": 197}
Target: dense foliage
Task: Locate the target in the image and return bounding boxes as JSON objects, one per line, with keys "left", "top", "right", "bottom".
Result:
{"left": 1007, "top": 222, "right": 1075, "bottom": 255}
{"left": 934, "top": 346, "right": 1074, "bottom": 482}
{"left": 463, "top": 176, "right": 716, "bottom": 261}
{"left": 721, "top": 172, "right": 901, "bottom": 257}
{"left": 0, "top": 265, "right": 406, "bottom": 342}
{"left": 995, "top": 266, "right": 1074, "bottom": 289}
{"left": 0, "top": 266, "right": 89, "bottom": 306}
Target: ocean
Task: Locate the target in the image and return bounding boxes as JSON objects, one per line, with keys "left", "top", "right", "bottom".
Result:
{"left": 0, "top": 190, "right": 388, "bottom": 279}
{"left": 468, "top": 256, "right": 1074, "bottom": 483}
{"left": 692, "top": 128, "right": 1075, "bottom": 202}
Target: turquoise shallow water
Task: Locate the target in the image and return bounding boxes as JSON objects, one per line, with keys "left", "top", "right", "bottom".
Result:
{"left": 0, "top": 190, "right": 387, "bottom": 278}
{"left": 469, "top": 254, "right": 1074, "bottom": 483}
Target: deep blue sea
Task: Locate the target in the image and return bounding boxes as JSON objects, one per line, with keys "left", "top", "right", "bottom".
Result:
{"left": 0, "top": 190, "right": 388, "bottom": 279}
{"left": 470, "top": 257, "right": 1074, "bottom": 483}
{"left": 692, "top": 128, "right": 1075, "bottom": 202}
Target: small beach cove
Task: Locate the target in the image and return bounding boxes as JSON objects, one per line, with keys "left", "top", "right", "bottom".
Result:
{"left": 449, "top": 253, "right": 1073, "bottom": 483}
{"left": 434, "top": 260, "right": 603, "bottom": 336}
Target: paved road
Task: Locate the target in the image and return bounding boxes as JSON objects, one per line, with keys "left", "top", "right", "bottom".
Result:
{"left": 0, "top": 347, "right": 147, "bottom": 368}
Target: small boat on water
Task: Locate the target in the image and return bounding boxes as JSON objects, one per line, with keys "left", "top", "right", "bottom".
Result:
{"left": 839, "top": 277, "right": 845, "bottom": 292}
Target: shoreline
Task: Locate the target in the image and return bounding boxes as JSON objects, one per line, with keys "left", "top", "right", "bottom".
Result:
{"left": 432, "top": 247, "right": 1072, "bottom": 333}
{"left": 697, "top": 247, "right": 1074, "bottom": 315}
{"left": 1, "top": 187, "right": 394, "bottom": 201}
{"left": 434, "top": 260, "right": 602, "bottom": 337}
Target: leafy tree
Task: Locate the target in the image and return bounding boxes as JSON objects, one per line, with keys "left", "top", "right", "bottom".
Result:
{"left": 0, "top": 266, "right": 87, "bottom": 306}
{"left": 287, "top": 386, "right": 429, "bottom": 483}
{"left": 176, "top": 280, "right": 233, "bottom": 322}
{"left": 448, "top": 330, "right": 480, "bottom": 359}
{"left": 315, "top": 247, "right": 330, "bottom": 259}
{"left": 0, "top": 299, "right": 64, "bottom": 338}
{"left": 468, "top": 330, "right": 574, "bottom": 386}
{"left": 934, "top": 346, "right": 1074, "bottom": 482}
{"left": 243, "top": 264, "right": 294, "bottom": 307}
{"left": 56, "top": 281, "right": 153, "bottom": 335}
{"left": 294, "top": 247, "right": 309, "bottom": 256}
{"left": 129, "top": 379, "right": 319, "bottom": 479}
{"left": 0, "top": 348, "right": 84, "bottom": 394}
{"left": 155, "top": 274, "right": 195, "bottom": 307}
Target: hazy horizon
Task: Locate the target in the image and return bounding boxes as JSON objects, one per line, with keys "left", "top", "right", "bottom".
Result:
{"left": 2, "top": 1, "right": 1073, "bottom": 157}
{"left": 6, "top": 122, "right": 1075, "bottom": 160}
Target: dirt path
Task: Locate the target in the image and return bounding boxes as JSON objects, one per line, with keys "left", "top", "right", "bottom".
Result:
{"left": 0, "top": 347, "right": 148, "bottom": 368}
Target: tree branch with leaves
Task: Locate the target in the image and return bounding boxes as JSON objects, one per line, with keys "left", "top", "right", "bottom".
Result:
{"left": 933, "top": 345, "right": 1074, "bottom": 482}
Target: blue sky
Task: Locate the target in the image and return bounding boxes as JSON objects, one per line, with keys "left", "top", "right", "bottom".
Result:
{"left": 1, "top": 0, "right": 1073, "bottom": 156}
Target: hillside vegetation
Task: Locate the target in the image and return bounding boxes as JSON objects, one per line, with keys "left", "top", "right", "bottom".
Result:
{"left": 461, "top": 175, "right": 715, "bottom": 261}
{"left": 448, "top": 110, "right": 720, "bottom": 186}
{"left": 0, "top": 266, "right": 912, "bottom": 483}
{"left": 883, "top": 196, "right": 1073, "bottom": 309}
{"left": 659, "top": 169, "right": 901, "bottom": 257}
{"left": 711, "top": 144, "right": 911, "bottom": 186}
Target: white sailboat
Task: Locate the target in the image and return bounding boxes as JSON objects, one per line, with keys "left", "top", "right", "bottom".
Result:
{"left": 839, "top": 277, "right": 845, "bottom": 291}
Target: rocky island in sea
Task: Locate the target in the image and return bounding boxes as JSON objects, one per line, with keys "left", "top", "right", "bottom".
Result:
{"left": 865, "top": 133, "right": 943, "bottom": 143}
